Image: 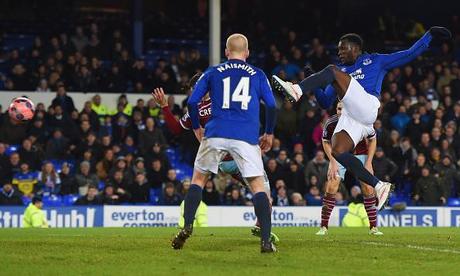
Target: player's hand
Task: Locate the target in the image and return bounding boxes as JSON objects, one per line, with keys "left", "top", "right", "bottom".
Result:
{"left": 152, "top": 87, "right": 168, "bottom": 108}
{"left": 429, "top": 26, "right": 452, "bottom": 39}
{"left": 327, "top": 161, "right": 339, "bottom": 181}
{"left": 193, "top": 127, "right": 205, "bottom": 142}
{"left": 259, "top": 134, "right": 273, "bottom": 152}
{"left": 429, "top": 26, "right": 452, "bottom": 45}
{"left": 364, "top": 160, "right": 374, "bottom": 175}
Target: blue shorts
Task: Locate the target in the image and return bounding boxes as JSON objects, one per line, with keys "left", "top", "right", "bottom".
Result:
{"left": 338, "top": 154, "right": 367, "bottom": 180}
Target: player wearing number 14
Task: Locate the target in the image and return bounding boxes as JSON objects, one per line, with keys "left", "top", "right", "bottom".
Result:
{"left": 172, "top": 33, "right": 277, "bottom": 253}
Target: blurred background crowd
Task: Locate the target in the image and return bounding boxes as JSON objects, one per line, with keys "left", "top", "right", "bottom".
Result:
{"left": 1, "top": 0, "right": 460, "bottom": 207}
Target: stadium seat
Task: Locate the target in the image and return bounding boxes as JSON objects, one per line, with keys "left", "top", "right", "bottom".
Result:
{"left": 22, "top": 196, "right": 32, "bottom": 206}
{"left": 62, "top": 194, "right": 79, "bottom": 206}
{"left": 5, "top": 145, "right": 19, "bottom": 156}
{"left": 149, "top": 188, "right": 161, "bottom": 205}
{"left": 447, "top": 197, "right": 460, "bottom": 207}
{"left": 42, "top": 195, "right": 62, "bottom": 207}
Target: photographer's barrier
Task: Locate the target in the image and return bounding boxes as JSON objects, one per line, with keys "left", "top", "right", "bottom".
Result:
{"left": 1, "top": 206, "right": 459, "bottom": 228}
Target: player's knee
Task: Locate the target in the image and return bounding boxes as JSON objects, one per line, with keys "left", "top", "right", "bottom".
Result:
{"left": 191, "top": 170, "right": 208, "bottom": 187}
{"left": 331, "top": 145, "right": 347, "bottom": 158}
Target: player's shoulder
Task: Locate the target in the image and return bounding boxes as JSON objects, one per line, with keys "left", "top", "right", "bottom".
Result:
{"left": 357, "top": 52, "right": 380, "bottom": 66}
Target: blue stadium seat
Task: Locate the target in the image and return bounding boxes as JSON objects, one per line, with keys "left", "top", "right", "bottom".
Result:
{"left": 62, "top": 194, "right": 79, "bottom": 206}
{"left": 447, "top": 197, "right": 460, "bottom": 207}
{"left": 42, "top": 194, "right": 62, "bottom": 207}
{"left": 5, "top": 145, "right": 19, "bottom": 156}
{"left": 149, "top": 188, "right": 161, "bottom": 205}
{"left": 22, "top": 196, "right": 31, "bottom": 206}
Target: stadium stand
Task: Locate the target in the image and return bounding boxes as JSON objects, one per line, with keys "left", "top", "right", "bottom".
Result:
{"left": 1, "top": 3, "right": 460, "bottom": 208}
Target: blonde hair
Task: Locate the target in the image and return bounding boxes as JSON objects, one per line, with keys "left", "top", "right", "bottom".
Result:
{"left": 226, "top": 33, "right": 249, "bottom": 54}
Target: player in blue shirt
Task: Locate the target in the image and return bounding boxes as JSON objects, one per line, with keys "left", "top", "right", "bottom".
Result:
{"left": 172, "top": 34, "right": 277, "bottom": 253}
{"left": 273, "top": 27, "right": 451, "bottom": 211}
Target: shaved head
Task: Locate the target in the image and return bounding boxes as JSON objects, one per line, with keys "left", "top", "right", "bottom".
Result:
{"left": 225, "top": 33, "right": 249, "bottom": 60}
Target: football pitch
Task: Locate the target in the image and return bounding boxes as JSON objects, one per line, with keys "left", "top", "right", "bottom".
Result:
{"left": 0, "top": 227, "right": 458, "bottom": 275}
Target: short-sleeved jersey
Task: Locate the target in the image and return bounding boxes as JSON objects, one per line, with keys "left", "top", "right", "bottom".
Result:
{"left": 188, "top": 59, "right": 276, "bottom": 145}
{"left": 322, "top": 114, "right": 370, "bottom": 155}
{"left": 179, "top": 98, "right": 212, "bottom": 130}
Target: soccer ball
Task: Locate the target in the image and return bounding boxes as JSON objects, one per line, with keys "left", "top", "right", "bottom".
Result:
{"left": 8, "top": 96, "right": 35, "bottom": 122}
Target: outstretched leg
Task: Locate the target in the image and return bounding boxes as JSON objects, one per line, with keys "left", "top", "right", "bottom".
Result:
{"left": 272, "top": 64, "right": 351, "bottom": 102}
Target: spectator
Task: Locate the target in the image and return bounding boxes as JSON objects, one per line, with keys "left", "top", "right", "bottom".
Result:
{"left": 304, "top": 186, "right": 322, "bottom": 206}
{"left": 129, "top": 173, "right": 150, "bottom": 203}
{"left": 75, "top": 161, "right": 99, "bottom": 196}
{"left": 391, "top": 106, "right": 411, "bottom": 135}
{"left": 166, "top": 169, "right": 181, "bottom": 187}
{"left": 433, "top": 155, "right": 460, "bottom": 198}
{"left": 37, "top": 162, "right": 61, "bottom": 195}
{"left": 284, "top": 161, "right": 306, "bottom": 195}
{"left": 304, "top": 150, "right": 328, "bottom": 191}
{"left": 372, "top": 147, "right": 398, "bottom": 182}
{"left": 274, "top": 186, "right": 289, "bottom": 206}
{"left": 96, "top": 149, "right": 115, "bottom": 181}
{"left": 109, "top": 157, "right": 133, "bottom": 186}
{"left": 0, "top": 183, "right": 24, "bottom": 205}
{"left": 108, "top": 170, "right": 131, "bottom": 192}
{"left": 51, "top": 84, "right": 75, "bottom": 114}
{"left": 147, "top": 159, "right": 167, "bottom": 189}
{"left": 5, "top": 153, "right": 22, "bottom": 181}
{"left": 60, "top": 162, "right": 77, "bottom": 195}
{"left": 45, "top": 129, "right": 70, "bottom": 160}
{"left": 225, "top": 187, "right": 246, "bottom": 206}
{"left": 0, "top": 111, "right": 29, "bottom": 145}
{"left": 290, "top": 192, "right": 306, "bottom": 206}
{"left": 202, "top": 179, "right": 221, "bottom": 206}
{"left": 413, "top": 167, "right": 446, "bottom": 206}
{"left": 18, "top": 138, "right": 42, "bottom": 171}
{"left": 12, "top": 162, "right": 38, "bottom": 197}
{"left": 71, "top": 26, "right": 88, "bottom": 52}
{"left": 177, "top": 178, "right": 191, "bottom": 198}
{"left": 75, "top": 185, "right": 102, "bottom": 205}
{"left": 138, "top": 118, "right": 166, "bottom": 155}
{"left": 145, "top": 142, "right": 170, "bottom": 169}
{"left": 275, "top": 101, "right": 297, "bottom": 143}
{"left": 160, "top": 182, "right": 182, "bottom": 205}
{"left": 265, "top": 158, "right": 284, "bottom": 188}
{"left": 102, "top": 185, "right": 129, "bottom": 205}
{"left": 132, "top": 157, "right": 146, "bottom": 176}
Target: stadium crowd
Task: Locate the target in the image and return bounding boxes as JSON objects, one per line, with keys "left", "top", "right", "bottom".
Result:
{"left": 1, "top": 16, "right": 460, "bottom": 207}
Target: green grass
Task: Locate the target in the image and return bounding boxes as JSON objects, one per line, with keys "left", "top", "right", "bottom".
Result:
{"left": 0, "top": 227, "right": 458, "bottom": 275}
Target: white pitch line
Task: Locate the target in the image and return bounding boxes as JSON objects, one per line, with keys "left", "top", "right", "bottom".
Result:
{"left": 362, "top": 241, "right": 460, "bottom": 254}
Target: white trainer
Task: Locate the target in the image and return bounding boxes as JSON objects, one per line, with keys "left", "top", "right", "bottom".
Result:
{"left": 369, "top": 227, "right": 384, "bottom": 235}
{"left": 272, "top": 75, "right": 303, "bottom": 102}
{"left": 375, "top": 181, "right": 393, "bottom": 210}
{"left": 315, "top": 226, "right": 328, "bottom": 236}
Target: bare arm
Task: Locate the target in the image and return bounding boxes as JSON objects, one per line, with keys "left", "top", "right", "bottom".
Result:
{"left": 323, "top": 139, "right": 339, "bottom": 181}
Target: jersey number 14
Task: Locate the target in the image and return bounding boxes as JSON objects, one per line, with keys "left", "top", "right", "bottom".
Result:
{"left": 222, "top": 77, "right": 252, "bottom": 110}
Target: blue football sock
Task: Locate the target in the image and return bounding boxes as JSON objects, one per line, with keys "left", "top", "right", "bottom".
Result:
{"left": 183, "top": 184, "right": 203, "bottom": 227}
{"left": 298, "top": 65, "right": 335, "bottom": 93}
{"left": 253, "top": 192, "right": 271, "bottom": 243}
{"left": 334, "top": 152, "right": 380, "bottom": 187}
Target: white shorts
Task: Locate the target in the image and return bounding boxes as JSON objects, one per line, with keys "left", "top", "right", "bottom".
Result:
{"left": 337, "top": 154, "right": 367, "bottom": 180}
{"left": 194, "top": 138, "right": 264, "bottom": 178}
{"left": 334, "top": 78, "right": 380, "bottom": 147}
